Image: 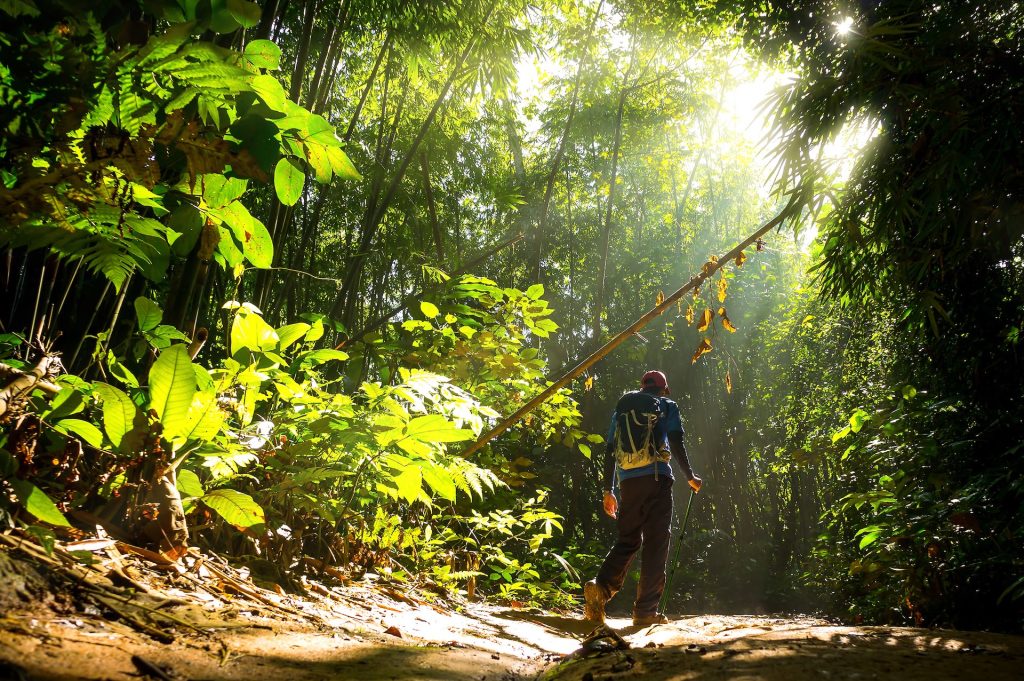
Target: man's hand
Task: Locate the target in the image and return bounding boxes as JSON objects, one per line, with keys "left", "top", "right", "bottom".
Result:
{"left": 688, "top": 475, "right": 703, "bottom": 493}
{"left": 602, "top": 491, "right": 618, "bottom": 518}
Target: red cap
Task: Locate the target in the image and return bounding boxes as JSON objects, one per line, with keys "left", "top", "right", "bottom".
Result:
{"left": 641, "top": 370, "right": 668, "bottom": 391}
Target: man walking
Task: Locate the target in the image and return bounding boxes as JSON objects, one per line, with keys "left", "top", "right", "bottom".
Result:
{"left": 583, "top": 370, "right": 702, "bottom": 625}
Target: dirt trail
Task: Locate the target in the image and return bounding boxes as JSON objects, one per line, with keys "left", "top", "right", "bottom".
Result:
{"left": 1, "top": 541, "right": 1023, "bottom": 681}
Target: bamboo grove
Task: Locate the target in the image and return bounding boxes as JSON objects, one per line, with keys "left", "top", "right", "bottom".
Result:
{"left": 1, "top": 0, "right": 1022, "bottom": 630}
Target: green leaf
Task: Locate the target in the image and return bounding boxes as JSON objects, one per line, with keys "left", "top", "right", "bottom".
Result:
{"left": 276, "top": 323, "right": 311, "bottom": 350}
{"left": 226, "top": 0, "right": 261, "bottom": 28}
{"left": 203, "top": 488, "right": 265, "bottom": 530}
{"left": 299, "top": 349, "right": 349, "bottom": 368}
{"left": 202, "top": 174, "right": 248, "bottom": 209}
{"left": 421, "top": 462, "right": 457, "bottom": 502}
{"left": 231, "top": 309, "right": 279, "bottom": 356}
{"left": 11, "top": 480, "right": 70, "bottom": 527}
{"left": 305, "top": 114, "right": 341, "bottom": 146}
{"left": 420, "top": 301, "right": 440, "bottom": 318}
{"left": 55, "top": 419, "right": 103, "bottom": 448}
{"left": 394, "top": 464, "right": 423, "bottom": 504}
{"left": 849, "top": 408, "right": 869, "bottom": 433}
{"left": 242, "top": 215, "right": 273, "bottom": 268}
{"left": 274, "top": 157, "right": 305, "bottom": 206}
{"left": 92, "top": 383, "right": 138, "bottom": 448}
{"left": 133, "top": 298, "right": 163, "bottom": 333}
{"left": 243, "top": 39, "right": 282, "bottom": 70}
{"left": 525, "top": 283, "right": 544, "bottom": 300}
{"left": 325, "top": 147, "right": 362, "bottom": 181}
{"left": 148, "top": 344, "right": 197, "bottom": 439}
{"left": 831, "top": 425, "right": 852, "bottom": 443}
{"left": 251, "top": 74, "right": 287, "bottom": 112}
{"left": 176, "top": 389, "right": 224, "bottom": 444}
{"left": 177, "top": 469, "right": 205, "bottom": 498}
{"left": 43, "top": 387, "right": 84, "bottom": 420}
{"left": 0, "top": 0, "right": 41, "bottom": 18}
{"left": 405, "top": 415, "right": 474, "bottom": 443}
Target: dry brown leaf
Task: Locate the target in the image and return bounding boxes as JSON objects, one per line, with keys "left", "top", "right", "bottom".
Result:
{"left": 735, "top": 250, "right": 747, "bottom": 267}
{"left": 656, "top": 290, "right": 665, "bottom": 306}
{"left": 685, "top": 304, "right": 694, "bottom": 325}
{"left": 717, "top": 277, "right": 728, "bottom": 303}
{"left": 584, "top": 375, "right": 594, "bottom": 391}
{"left": 725, "top": 371, "right": 732, "bottom": 394}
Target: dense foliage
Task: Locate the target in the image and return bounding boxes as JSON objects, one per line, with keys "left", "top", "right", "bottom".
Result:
{"left": 1, "top": 0, "right": 1021, "bottom": 630}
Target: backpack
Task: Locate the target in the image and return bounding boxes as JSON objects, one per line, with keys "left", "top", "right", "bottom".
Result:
{"left": 612, "top": 391, "right": 671, "bottom": 471}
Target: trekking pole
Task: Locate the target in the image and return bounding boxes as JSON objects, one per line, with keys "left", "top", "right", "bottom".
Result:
{"left": 660, "top": 488, "right": 696, "bottom": 613}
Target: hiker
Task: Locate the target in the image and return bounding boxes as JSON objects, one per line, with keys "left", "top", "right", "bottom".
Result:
{"left": 583, "top": 370, "right": 702, "bottom": 626}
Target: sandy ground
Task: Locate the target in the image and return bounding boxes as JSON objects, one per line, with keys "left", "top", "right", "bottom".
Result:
{"left": 1, "top": 540, "right": 1023, "bottom": 681}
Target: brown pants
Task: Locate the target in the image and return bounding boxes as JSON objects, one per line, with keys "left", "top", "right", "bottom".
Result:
{"left": 596, "top": 475, "right": 674, "bottom": 617}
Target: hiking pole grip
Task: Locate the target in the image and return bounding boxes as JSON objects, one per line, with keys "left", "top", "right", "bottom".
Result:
{"left": 660, "top": 488, "right": 696, "bottom": 613}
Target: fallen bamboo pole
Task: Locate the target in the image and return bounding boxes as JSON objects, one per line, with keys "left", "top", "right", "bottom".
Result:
{"left": 460, "top": 194, "right": 801, "bottom": 459}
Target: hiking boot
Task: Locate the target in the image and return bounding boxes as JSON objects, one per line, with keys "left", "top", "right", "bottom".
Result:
{"left": 632, "top": 612, "right": 669, "bottom": 626}
{"left": 583, "top": 579, "right": 609, "bottom": 622}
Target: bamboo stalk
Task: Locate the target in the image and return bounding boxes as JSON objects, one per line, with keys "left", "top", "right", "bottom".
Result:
{"left": 460, "top": 194, "right": 802, "bottom": 459}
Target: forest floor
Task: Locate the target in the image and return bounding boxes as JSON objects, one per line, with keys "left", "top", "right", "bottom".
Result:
{"left": 1, "top": 533, "right": 1023, "bottom": 681}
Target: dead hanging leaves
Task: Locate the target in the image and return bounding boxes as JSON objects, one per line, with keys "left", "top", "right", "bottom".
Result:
{"left": 717, "top": 277, "right": 728, "bottom": 303}
{"left": 697, "top": 309, "right": 713, "bottom": 332}
{"left": 718, "top": 307, "right": 737, "bottom": 333}
{"left": 691, "top": 338, "right": 712, "bottom": 364}
{"left": 584, "top": 375, "right": 594, "bottom": 391}
{"left": 685, "top": 304, "right": 694, "bottom": 325}
{"left": 735, "top": 250, "right": 747, "bottom": 267}
{"left": 655, "top": 290, "right": 665, "bottom": 306}
{"left": 725, "top": 371, "right": 732, "bottom": 394}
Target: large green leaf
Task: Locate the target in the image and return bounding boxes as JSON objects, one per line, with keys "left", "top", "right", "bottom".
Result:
{"left": 421, "top": 461, "right": 457, "bottom": 502}
{"left": 276, "top": 323, "right": 311, "bottom": 350}
{"left": 394, "top": 464, "right": 423, "bottom": 504}
{"left": 175, "top": 389, "right": 224, "bottom": 444}
{"left": 54, "top": 419, "right": 104, "bottom": 448}
{"left": 134, "top": 297, "right": 163, "bottom": 332}
{"left": 11, "top": 480, "right": 69, "bottom": 527}
{"left": 226, "top": 0, "right": 261, "bottom": 28}
{"left": 405, "top": 415, "right": 475, "bottom": 443}
{"left": 203, "top": 489, "right": 265, "bottom": 530}
{"left": 242, "top": 215, "right": 273, "bottom": 268}
{"left": 251, "top": 74, "right": 287, "bottom": 112}
{"left": 176, "top": 469, "right": 205, "bottom": 499}
{"left": 274, "top": 157, "right": 305, "bottom": 206}
{"left": 201, "top": 173, "right": 247, "bottom": 209}
{"left": 231, "top": 309, "right": 279, "bottom": 356}
{"left": 243, "top": 39, "right": 281, "bottom": 70}
{"left": 326, "top": 147, "right": 362, "bottom": 180}
{"left": 148, "top": 344, "right": 197, "bottom": 439}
